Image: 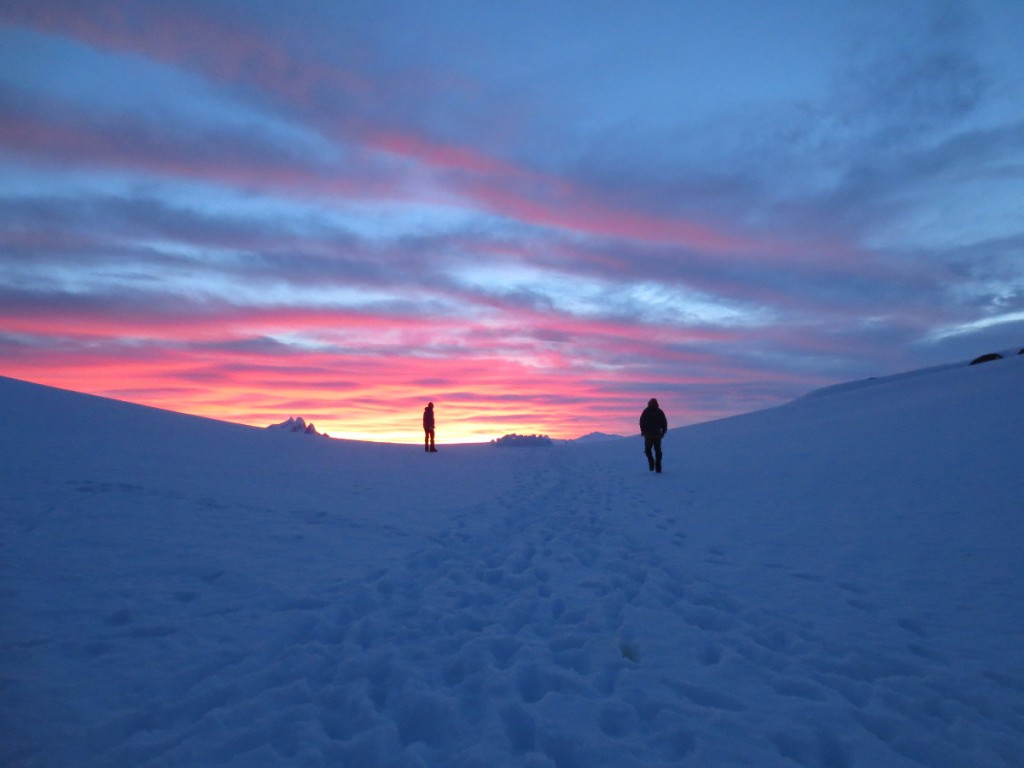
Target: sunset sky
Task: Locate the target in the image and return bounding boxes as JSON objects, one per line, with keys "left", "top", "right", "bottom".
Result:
{"left": 2, "top": 1, "right": 1023, "bottom": 443}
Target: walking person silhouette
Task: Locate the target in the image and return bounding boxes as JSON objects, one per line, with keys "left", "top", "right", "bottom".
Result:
{"left": 423, "top": 402, "right": 437, "bottom": 452}
{"left": 639, "top": 398, "right": 667, "bottom": 472}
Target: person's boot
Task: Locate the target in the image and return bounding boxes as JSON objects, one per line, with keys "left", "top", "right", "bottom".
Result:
{"left": 655, "top": 462, "right": 662, "bottom": 473}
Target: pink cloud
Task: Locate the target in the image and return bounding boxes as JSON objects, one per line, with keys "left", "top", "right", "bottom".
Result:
{"left": 368, "top": 132, "right": 533, "bottom": 180}
{"left": 363, "top": 128, "right": 759, "bottom": 254}
{"left": 3, "top": 4, "right": 812, "bottom": 266}
{"left": 1, "top": 1, "right": 370, "bottom": 103}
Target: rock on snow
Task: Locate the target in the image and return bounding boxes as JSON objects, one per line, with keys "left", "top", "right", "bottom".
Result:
{"left": 1, "top": 357, "right": 1023, "bottom": 767}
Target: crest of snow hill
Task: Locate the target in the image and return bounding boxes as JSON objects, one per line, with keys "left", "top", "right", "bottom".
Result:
{"left": 266, "top": 416, "right": 328, "bottom": 437}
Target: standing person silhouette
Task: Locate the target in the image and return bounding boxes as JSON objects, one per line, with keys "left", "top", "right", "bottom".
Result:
{"left": 639, "top": 398, "right": 668, "bottom": 472}
{"left": 423, "top": 402, "right": 437, "bottom": 452}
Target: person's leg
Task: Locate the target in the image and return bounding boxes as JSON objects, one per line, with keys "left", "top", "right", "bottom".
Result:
{"left": 644, "top": 436, "right": 656, "bottom": 470}
{"left": 653, "top": 437, "right": 663, "bottom": 472}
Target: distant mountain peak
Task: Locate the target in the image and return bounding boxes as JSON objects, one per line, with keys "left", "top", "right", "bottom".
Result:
{"left": 572, "top": 432, "right": 624, "bottom": 443}
{"left": 266, "top": 417, "right": 328, "bottom": 437}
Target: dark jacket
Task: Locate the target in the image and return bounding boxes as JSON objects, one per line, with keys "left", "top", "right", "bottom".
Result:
{"left": 639, "top": 403, "right": 667, "bottom": 437}
{"left": 423, "top": 405, "right": 435, "bottom": 431}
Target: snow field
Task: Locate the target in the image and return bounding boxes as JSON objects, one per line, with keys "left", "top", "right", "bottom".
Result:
{"left": 2, "top": 357, "right": 1023, "bottom": 766}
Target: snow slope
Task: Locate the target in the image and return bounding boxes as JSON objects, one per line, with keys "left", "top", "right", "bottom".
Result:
{"left": 2, "top": 357, "right": 1023, "bottom": 767}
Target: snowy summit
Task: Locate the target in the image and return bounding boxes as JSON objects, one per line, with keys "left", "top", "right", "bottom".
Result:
{"left": 570, "top": 432, "right": 626, "bottom": 444}
{"left": 2, "top": 355, "right": 1023, "bottom": 767}
{"left": 268, "top": 416, "right": 329, "bottom": 437}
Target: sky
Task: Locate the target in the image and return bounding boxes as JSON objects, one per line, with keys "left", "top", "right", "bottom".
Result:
{"left": 1, "top": 0, "right": 1023, "bottom": 443}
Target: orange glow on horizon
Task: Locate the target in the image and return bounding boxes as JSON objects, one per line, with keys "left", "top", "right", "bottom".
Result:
{"left": 0, "top": 349, "right": 800, "bottom": 444}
